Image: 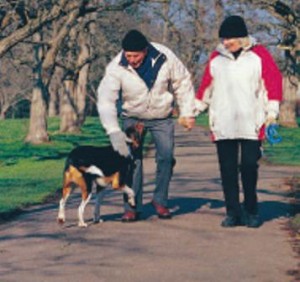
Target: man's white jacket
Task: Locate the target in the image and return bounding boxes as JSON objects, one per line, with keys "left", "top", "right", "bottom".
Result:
{"left": 97, "top": 43, "right": 195, "bottom": 134}
{"left": 196, "top": 37, "right": 283, "bottom": 141}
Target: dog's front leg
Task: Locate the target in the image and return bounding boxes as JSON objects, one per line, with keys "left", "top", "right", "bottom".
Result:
{"left": 94, "top": 186, "right": 105, "bottom": 224}
{"left": 78, "top": 193, "right": 92, "bottom": 227}
{"left": 57, "top": 197, "right": 67, "bottom": 224}
{"left": 57, "top": 192, "right": 70, "bottom": 224}
{"left": 122, "top": 186, "right": 135, "bottom": 207}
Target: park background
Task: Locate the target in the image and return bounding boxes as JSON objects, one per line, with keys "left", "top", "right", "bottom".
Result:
{"left": 0, "top": 0, "right": 299, "bottom": 237}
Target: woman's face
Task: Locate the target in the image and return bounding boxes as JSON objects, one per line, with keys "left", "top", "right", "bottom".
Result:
{"left": 222, "top": 38, "right": 242, "bottom": 53}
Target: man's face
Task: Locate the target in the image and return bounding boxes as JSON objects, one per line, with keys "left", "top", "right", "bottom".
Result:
{"left": 222, "top": 38, "right": 242, "bottom": 53}
{"left": 124, "top": 49, "right": 147, "bottom": 69}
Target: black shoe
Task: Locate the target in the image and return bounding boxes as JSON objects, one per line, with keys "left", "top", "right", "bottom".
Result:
{"left": 221, "top": 215, "right": 244, "bottom": 228}
{"left": 246, "top": 214, "right": 261, "bottom": 228}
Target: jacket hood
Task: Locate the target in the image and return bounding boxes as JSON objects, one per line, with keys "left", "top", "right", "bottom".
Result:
{"left": 216, "top": 36, "right": 257, "bottom": 58}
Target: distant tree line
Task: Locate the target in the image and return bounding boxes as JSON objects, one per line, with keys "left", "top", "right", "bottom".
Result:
{"left": 0, "top": 0, "right": 298, "bottom": 144}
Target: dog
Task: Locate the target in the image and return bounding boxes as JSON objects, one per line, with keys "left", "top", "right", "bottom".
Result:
{"left": 57, "top": 122, "right": 144, "bottom": 227}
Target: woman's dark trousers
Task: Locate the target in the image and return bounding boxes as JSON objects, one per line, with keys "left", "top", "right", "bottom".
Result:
{"left": 216, "top": 139, "right": 262, "bottom": 217}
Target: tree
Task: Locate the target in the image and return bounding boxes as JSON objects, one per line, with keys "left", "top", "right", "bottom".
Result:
{"left": 273, "top": 1, "right": 299, "bottom": 127}
{"left": 26, "top": 31, "right": 49, "bottom": 143}
{"left": 26, "top": 1, "right": 88, "bottom": 143}
{"left": 58, "top": 23, "right": 93, "bottom": 133}
{"left": 0, "top": 56, "right": 32, "bottom": 119}
{"left": 0, "top": 0, "right": 141, "bottom": 143}
{"left": 141, "top": 0, "right": 225, "bottom": 83}
{"left": 0, "top": 0, "right": 73, "bottom": 58}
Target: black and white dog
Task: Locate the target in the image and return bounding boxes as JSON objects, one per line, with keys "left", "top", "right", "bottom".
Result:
{"left": 57, "top": 122, "right": 144, "bottom": 227}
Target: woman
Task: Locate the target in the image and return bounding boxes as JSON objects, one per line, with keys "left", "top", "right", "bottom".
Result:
{"left": 195, "top": 15, "right": 282, "bottom": 228}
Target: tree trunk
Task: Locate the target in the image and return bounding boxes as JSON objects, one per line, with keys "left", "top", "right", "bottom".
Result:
{"left": 25, "top": 86, "right": 49, "bottom": 143}
{"left": 48, "top": 67, "right": 64, "bottom": 117}
{"left": 0, "top": 102, "right": 10, "bottom": 119}
{"left": 48, "top": 22, "right": 61, "bottom": 118}
{"left": 59, "top": 27, "right": 91, "bottom": 132}
{"left": 296, "top": 84, "right": 300, "bottom": 117}
{"left": 26, "top": 7, "right": 83, "bottom": 141}
{"left": 59, "top": 27, "right": 80, "bottom": 133}
{"left": 76, "top": 32, "right": 90, "bottom": 126}
{"left": 25, "top": 32, "right": 49, "bottom": 143}
{"left": 279, "top": 76, "right": 298, "bottom": 128}
{"left": 48, "top": 85, "right": 59, "bottom": 117}
{"left": 0, "top": 110, "right": 5, "bottom": 119}
{"left": 162, "top": 2, "right": 170, "bottom": 44}
{"left": 60, "top": 79, "right": 79, "bottom": 133}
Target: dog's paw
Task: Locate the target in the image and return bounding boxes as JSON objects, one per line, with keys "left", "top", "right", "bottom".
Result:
{"left": 78, "top": 222, "right": 88, "bottom": 228}
{"left": 128, "top": 198, "right": 136, "bottom": 208}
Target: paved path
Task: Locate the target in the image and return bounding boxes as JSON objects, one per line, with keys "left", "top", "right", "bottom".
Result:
{"left": 0, "top": 124, "right": 299, "bottom": 282}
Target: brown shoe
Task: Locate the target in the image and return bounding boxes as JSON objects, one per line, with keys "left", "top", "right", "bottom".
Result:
{"left": 121, "top": 210, "right": 138, "bottom": 222}
{"left": 151, "top": 200, "right": 172, "bottom": 219}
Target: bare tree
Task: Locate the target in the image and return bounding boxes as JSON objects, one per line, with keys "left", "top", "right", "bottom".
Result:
{"left": 0, "top": 0, "right": 74, "bottom": 58}
{"left": 25, "top": 1, "right": 88, "bottom": 143}
{"left": 0, "top": 0, "right": 144, "bottom": 142}
{"left": 25, "top": 31, "right": 49, "bottom": 143}
{"left": 0, "top": 0, "right": 141, "bottom": 143}
{"left": 273, "top": 1, "right": 299, "bottom": 127}
{"left": 48, "top": 67, "right": 63, "bottom": 117}
{"left": 75, "top": 28, "right": 91, "bottom": 127}
{"left": 143, "top": 0, "right": 224, "bottom": 83}
{"left": 58, "top": 23, "right": 93, "bottom": 133}
{"left": 0, "top": 56, "right": 32, "bottom": 119}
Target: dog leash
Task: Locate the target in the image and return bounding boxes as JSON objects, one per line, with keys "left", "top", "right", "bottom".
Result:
{"left": 265, "top": 124, "right": 282, "bottom": 145}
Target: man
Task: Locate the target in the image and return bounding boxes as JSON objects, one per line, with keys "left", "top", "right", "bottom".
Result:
{"left": 97, "top": 30, "right": 195, "bottom": 222}
{"left": 195, "top": 15, "right": 282, "bottom": 228}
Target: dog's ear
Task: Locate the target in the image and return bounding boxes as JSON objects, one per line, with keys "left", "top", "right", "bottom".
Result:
{"left": 135, "top": 122, "right": 144, "bottom": 134}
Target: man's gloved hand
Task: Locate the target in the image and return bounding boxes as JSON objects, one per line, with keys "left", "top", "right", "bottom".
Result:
{"left": 109, "top": 131, "right": 130, "bottom": 157}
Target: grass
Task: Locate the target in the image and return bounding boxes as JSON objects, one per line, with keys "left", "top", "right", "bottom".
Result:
{"left": 0, "top": 115, "right": 299, "bottom": 219}
{"left": 263, "top": 125, "right": 300, "bottom": 166}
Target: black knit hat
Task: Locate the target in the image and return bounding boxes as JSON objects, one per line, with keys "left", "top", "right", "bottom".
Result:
{"left": 219, "top": 15, "right": 248, "bottom": 38}
{"left": 122, "top": 29, "right": 149, "bottom": 51}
